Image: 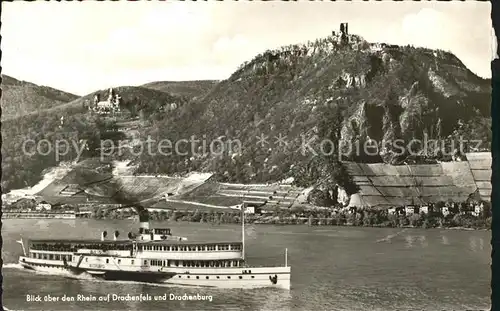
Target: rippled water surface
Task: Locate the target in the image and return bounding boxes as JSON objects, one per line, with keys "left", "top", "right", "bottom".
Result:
{"left": 2, "top": 219, "right": 491, "bottom": 310}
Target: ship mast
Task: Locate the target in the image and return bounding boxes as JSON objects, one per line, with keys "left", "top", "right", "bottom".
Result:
{"left": 241, "top": 202, "right": 245, "bottom": 260}
{"left": 17, "top": 239, "right": 26, "bottom": 256}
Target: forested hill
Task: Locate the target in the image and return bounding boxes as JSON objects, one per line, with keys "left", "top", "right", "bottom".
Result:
{"left": 141, "top": 80, "right": 218, "bottom": 100}
{"left": 135, "top": 32, "right": 490, "bottom": 192}
{"left": 1, "top": 85, "right": 187, "bottom": 192}
{"left": 1, "top": 74, "right": 79, "bottom": 120}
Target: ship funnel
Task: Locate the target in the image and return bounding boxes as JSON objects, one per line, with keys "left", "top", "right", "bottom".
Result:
{"left": 114, "top": 230, "right": 120, "bottom": 241}
{"left": 139, "top": 221, "right": 150, "bottom": 230}
{"left": 138, "top": 208, "right": 150, "bottom": 232}
{"left": 101, "top": 231, "right": 108, "bottom": 241}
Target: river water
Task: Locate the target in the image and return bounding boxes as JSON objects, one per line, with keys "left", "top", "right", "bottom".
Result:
{"left": 2, "top": 219, "right": 491, "bottom": 311}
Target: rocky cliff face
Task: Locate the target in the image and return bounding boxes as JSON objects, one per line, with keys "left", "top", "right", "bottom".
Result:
{"left": 3, "top": 32, "right": 490, "bottom": 205}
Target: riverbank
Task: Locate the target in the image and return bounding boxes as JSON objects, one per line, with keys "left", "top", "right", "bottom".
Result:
{"left": 1, "top": 211, "right": 76, "bottom": 219}
{"left": 90, "top": 208, "right": 491, "bottom": 230}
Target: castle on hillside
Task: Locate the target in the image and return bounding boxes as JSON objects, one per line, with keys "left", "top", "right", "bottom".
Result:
{"left": 331, "top": 23, "right": 349, "bottom": 45}
{"left": 90, "top": 88, "right": 121, "bottom": 114}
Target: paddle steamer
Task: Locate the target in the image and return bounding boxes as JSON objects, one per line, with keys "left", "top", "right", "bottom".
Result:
{"left": 17, "top": 204, "right": 291, "bottom": 289}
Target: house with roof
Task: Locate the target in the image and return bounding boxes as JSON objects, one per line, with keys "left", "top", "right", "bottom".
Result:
{"left": 35, "top": 201, "right": 52, "bottom": 211}
{"left": 405, "top": 206, "right": 416, "bottom": 215}
{"left": 59, "top": 184, "right": 85, "bottom": 197}
{"left": 387, "top": 207, "right": 405, "bottom": 216}
{"left": 419, "top": 206, "right": 429, "bottom": 214}
{"left": 441, "top": 206, "right": 450, "bottom": 217}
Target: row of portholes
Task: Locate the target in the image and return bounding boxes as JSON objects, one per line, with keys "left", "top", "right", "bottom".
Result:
{"left": 177, "top": 275, "right": 256, "bottom": 280}
{"left": 142, "top": 244, "right": 240, "bottom": 252}
{"left": 30, "top": 253, "right": 72, "bottom": 262}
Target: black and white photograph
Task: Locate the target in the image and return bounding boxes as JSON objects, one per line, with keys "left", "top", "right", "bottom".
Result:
{"left": 0, "top": 1, "right": 493, "bottom": 310}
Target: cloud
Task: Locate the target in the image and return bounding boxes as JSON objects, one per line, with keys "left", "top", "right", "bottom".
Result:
{"left": 401, "top": 8, "right": 448, "bottom": 49}
{"left": 141, "top": 2, "right": 212, "bottom": 31}
{"left": 212, "top": 35, "right": 253, "bottom": 66}
{"left": 397, "top": 8, "right": 456, "bottom": 58}
{"left": 386, "top": 6, "right": 491, "bottom": 78}
{"left": 491, "top": 27, "right": 499, "bottom": 60}
{"left": 213, "top": 35, "right": 249, "bottom": 53}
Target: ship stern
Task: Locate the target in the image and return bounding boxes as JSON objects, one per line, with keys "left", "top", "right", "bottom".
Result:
{"left": 18, "top": 256, "right": 34, "bottom": 270}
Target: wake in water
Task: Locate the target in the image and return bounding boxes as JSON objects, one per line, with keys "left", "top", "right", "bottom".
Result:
{"left": 376, "top": 228, "right": 408, "bottom": 243}
{"left": 3, "top": 262, "right": 78, "bottom": 278}
{"left": 3, "top": 263, "right": 23, "bottom": 270}
{"left": 4, "top": 262, "right": 100, "bottom": 282}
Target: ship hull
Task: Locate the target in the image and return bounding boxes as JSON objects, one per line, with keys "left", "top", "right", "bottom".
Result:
{"left": 18, "top": 257, "right": 291, "bottom": 289}
{"left": 19, "top": 258, "right": 73, "bottom": 275}
{"left": 161, "top": 267, "right": 291, "bottom": 289}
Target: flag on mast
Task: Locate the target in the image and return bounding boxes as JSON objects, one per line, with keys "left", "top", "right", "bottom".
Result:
{"left": 241, "top": 202, "right": 245, "bottom": 260}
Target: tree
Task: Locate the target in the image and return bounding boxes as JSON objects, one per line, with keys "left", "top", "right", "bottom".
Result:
{"left": 303, "top": 103, "right": 360, "bottom": 196}
{"left": 169, "top": 210, "right": 178, "bottom": 222}
{"left": 409, "top": 213, "right": 423, "bottom": 227}
{"left": 398, "top": 216, "right": 410, "bottom": 227}
{"left": 159, "top": 210, "right": 167, "bottom": 220}
{"left": 192, "top": 209, "right": 202, "bottom": 222}
{"left": 200, "top": 212, "right": 207, "bottom": 223}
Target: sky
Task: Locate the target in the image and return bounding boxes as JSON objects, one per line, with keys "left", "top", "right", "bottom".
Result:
{"left": 1, "top": 1, "right": 492, "bottom": 96}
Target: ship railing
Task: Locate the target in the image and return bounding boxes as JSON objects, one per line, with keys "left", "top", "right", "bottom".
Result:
{"left": 76, "top": 250, "right": 105, "bottom": 255}
{"left": 240, "top": 264, "right": 290, "bottom": 268}
{"left": 157, "top": 264, "right": 285, "bottom": 270}
{"left": 29, "top": 246, "right": 76, "bottom": 252}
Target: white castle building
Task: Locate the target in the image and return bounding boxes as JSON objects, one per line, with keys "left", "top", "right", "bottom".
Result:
{"left": 92, "top": 88, "right": 121, "bottom": 114}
